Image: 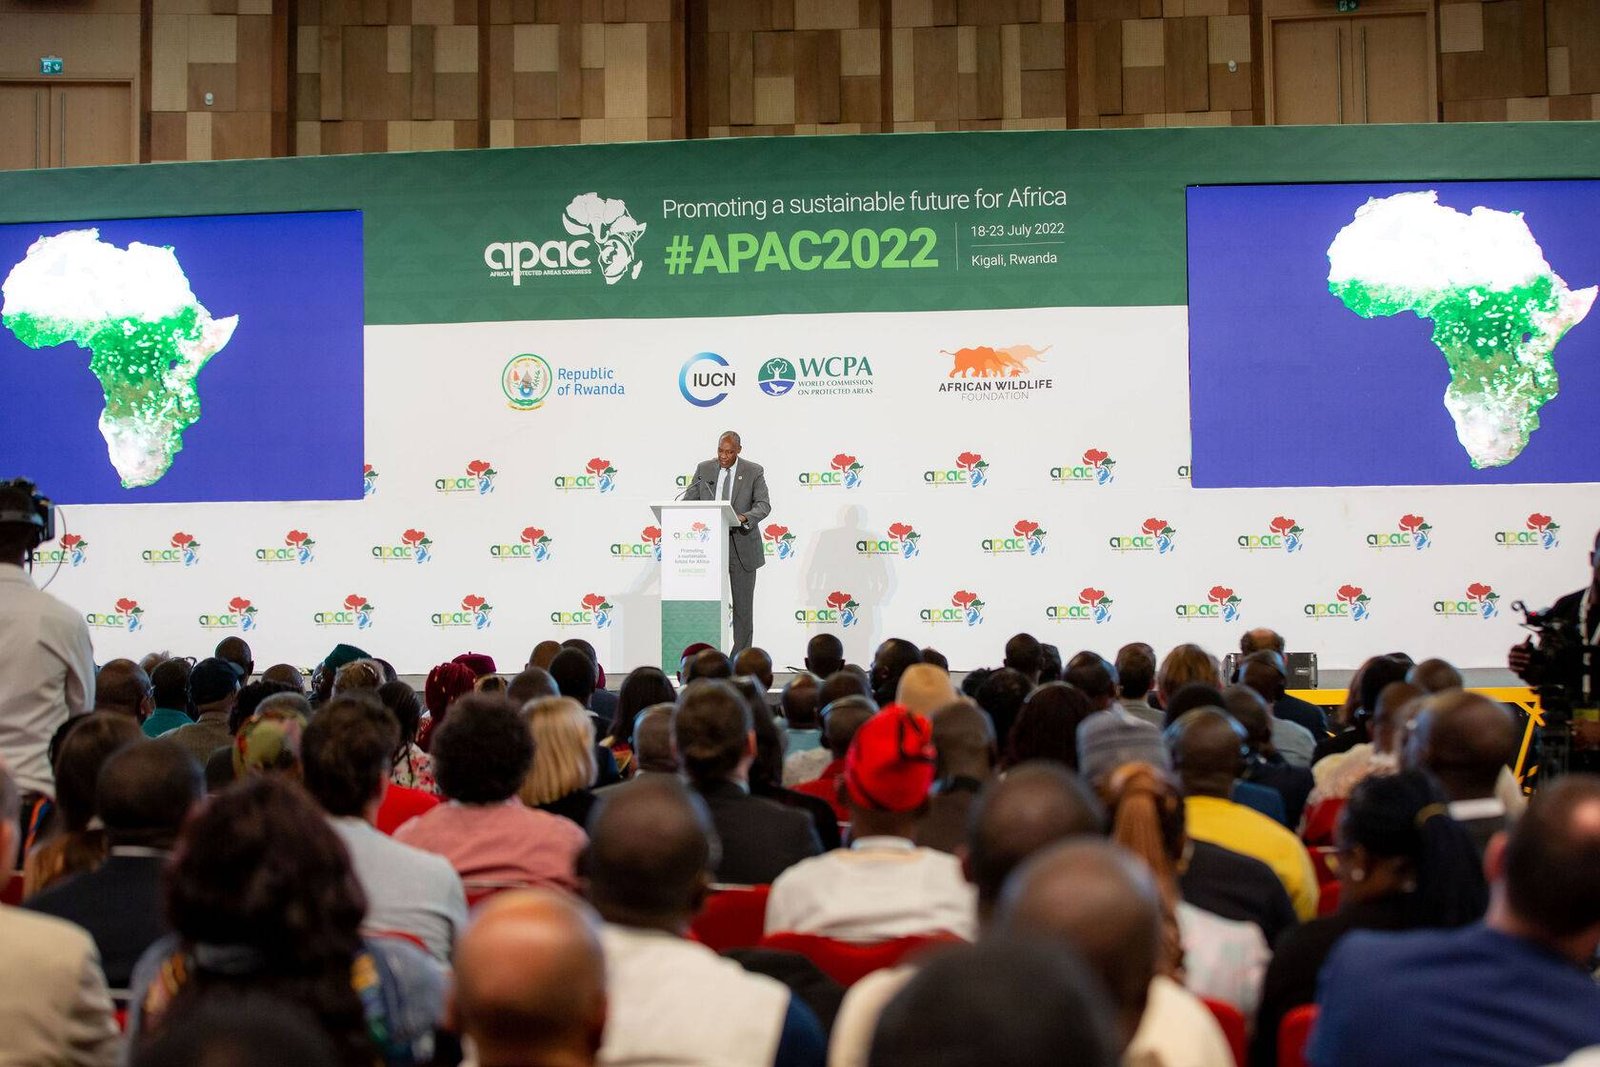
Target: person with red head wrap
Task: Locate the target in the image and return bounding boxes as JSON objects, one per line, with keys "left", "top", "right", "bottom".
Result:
{"left": 418, "top": 661, "right": 477, "bottom": 752}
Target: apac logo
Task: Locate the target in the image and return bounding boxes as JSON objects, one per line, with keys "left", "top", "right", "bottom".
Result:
{"left": 373, "top": 528, "right": 433, "bottom": 564}
{"left": 491, "top": 526, "right": 554, "bottom": 562}
{"left": 1368, "top": 514, "right": 1432, "bottom": 551}
{"left": 551, "top": 593, "right": 613, "bottom": 629}
{"left": 1047, "top": 587, "right": 1113, "bottom": 624}
{"left": 680, "top": 352, "right": 735, "bottom": 407}
{"left": 503, "top": 354, "right": 554, "bottom": 411}
{"left": 33, "top": 533, "right": 88, "bottom": 568}
{"left": 796, "top": 590, "right": 860, "bottom": 628}
{"left": 556, "top": 458, "right": 618, "bottom": 493}
{"left": 1176, "top": 464, "right": 1191, "bottom": 481}
{"left": 925, "top": 451, "right": 989, "bottom": 488}
{"left": 1176, "top": 585, "right": 1242, "bottom": 623}
{"left": 763, "top": 523, "right": 798, "bottom": 560}
{"left": 1435, "top": 582, "right": 1501, "bottom": 620}
{"left": 1239, "top": 516, "right": 1305, "bottom": 553}
{"left": 257, "top": 529, "right": 315, "bottom": 565}
{"left": 315, "top": 594, "right": 376, "bottom": 630}
{"left": 362, "top": 463, "right": 378, "bottom": 497}
{"left": 1497, "top": 513, "right": 1560, "bottom": 550}
{"left": 1051, "top": 448, "right": 1116, "bottom": 486}
{"left": 799, "top": 453, "right": 864, "bottom": 490}
{"left": 939, "top": 344, "right": 1053, "bottom": 399}
{"left": 438, "top": 459, "right": 496, "bottom": 495}
{"left": 144, "top": 531, "right": 200, "bottom": 567}
{"left": 675, "top": 521, "right": 713, "bottom": 544}
{"left": 857, "top": 522, "right": 920, "bottom": 559}
{"left": 758, "top": 355, "right": 875, "bottom": 398}
{"left": 923, "top": 589, "right": 985, "bottom": 626}
{"left": 87, "top": 597, "right": 144, "bottom": 631}
{"left": 200, "top": 596, "right": 259, "bottom": 632}
{"left": 983, "top": 519, "right": 1047, "bottom": 556}
{"left": 435, "top": 594, "right": 493, "bottom": 630}
{"left": 1306, "top": 584, "right": 1372, "bottom": 622}
{"left": 611, "top": 525, "right": 661, "bottom": 562}
{"left": 483, "top": 192, "right": 646, "bottom": 287}
{"left": 1110, "top": 518, "right": 1176, "bottom": 555}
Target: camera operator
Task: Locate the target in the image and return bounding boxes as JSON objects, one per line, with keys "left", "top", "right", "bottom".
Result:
{"left": 1508, "top": 529, "right": 1600, "bottom": 764}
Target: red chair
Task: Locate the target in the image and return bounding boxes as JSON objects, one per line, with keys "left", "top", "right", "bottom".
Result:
{"left": 1301, "top": 798, "right": 1345, "bottom": 847}
{"left": 1200, "top": 996, "right": 1247, "bottom": 1067}
{"left": 756, "top": 931, "right": 960, "bottom": 986}
{"left": 689, "top": 885, "right": 771, "bottom": 952}
{"left": 1279, "top": 1003, "right": 1318, "bottom": 1067}
{"left": 1317, "top": 878, "right": 1341, "bottom": 916}
{"left": 1, "top": 871, "right": 22, "bottom": 906}
{"left": 461, "top": 880, "right": 533, "bottom": 908}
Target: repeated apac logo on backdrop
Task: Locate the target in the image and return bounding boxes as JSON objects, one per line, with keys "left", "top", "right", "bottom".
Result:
{"left": 435, "top": 594, "right": 493, "bottom": 629}
{"left": 438, "top": 460, "right": 496, "bottom": 495}
{"left": 757, "top": 355, "right": 876, "bottom": 398}
{"left": 1176, "top": 585, "right": 1242, "bottom": 622}
{"left": 762, "top": 523, "right": 798, "bottom": 560}
{"left": 363, "top": 464, "right": 378, "bottom": 497}
{"left": 200, "top": 596, "right": 259, "bottom": 632}
{"left": 938, "top": 344, "right": 1054, "bottom": 399}
{"left": 491, "top": 526, "right": 554, "bottom": 561}
{"left": 1305, "top": 584, "right": 1372, "bottom": 621}
{"left": 796, "top": 591, "right": 860, "bottom": 628}
{"left": 1111, "top": 518, "right": 1177, "bottom": 554}
{"left": 483, "top": 193, "right": 647, "bottom": 286}
{"left": 983, "top": 520, "right": 1047, "bottom": 556}
{"left": 87, "top": 597, "right": 144, "bottom": 631}
{"left": 1497, "top": 513, "right": 1560, "bottom": 550}
{"left": 680, "top": 352, "right": 734, "bottom": 407}
{"left": 144, "top": 531, "right": 200, "bottom": 566}
{"left": 315, "top": 595, "right": 376, "bottom": 630}
{"left": 611, "top": 525, "right": 661, "bottom": 561}
{"left": 373, "top": 529, "right": 433, "bottom": 564}
{"left": 923, "top": 590, "right": 985, "bottom": 626}
{"left": 799, "top": 453, "right": 864, "bottom": 489}
{"left": 1239, "top": 516, "right": 1305, "bottom": 553}
{"left": 1047, "top": 588, "right": 1113, "bottom": 624}
{"left": 925, "top": 452, "right": 989, "bottom": 487}
{"left": 557, "top": 458, "right": 618, "bottom": 493}
{"left": 1051, "top": 448, "right": 1116, "bottom": 485}
{"left": 1435, "top": 583, "right": 1501, "bottom": 620}
{"left": 33, "top": 533, "right": 88, "bottom": 568}
{"left": 552, "top": 594, "right": 613, "bottom": 629}
{"left": 857, "top": 522, "right": 920, "bottom": 558}
{"left": 1367, "top": 514, "right": 1433, "bottom": 550}
{"left": 257, "top": 530, "right": 315, "bottom": 565}
{"left": 502, "top": 353, "right": 625, "bottom": 411}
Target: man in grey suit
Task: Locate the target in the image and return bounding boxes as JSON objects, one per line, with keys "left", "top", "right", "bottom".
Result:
{"left": 684, "top": 430, "right": 771, "bottom": 657}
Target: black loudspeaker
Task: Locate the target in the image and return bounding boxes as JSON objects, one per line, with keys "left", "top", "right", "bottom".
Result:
{"left": 0, "top": 479, "right": 56, "bottom": 546}
{"left": 1224, "top": 651, "right": 1320, "bottom": 689}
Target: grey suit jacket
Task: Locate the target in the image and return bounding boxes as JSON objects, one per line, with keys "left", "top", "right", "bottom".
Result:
{"left": 686, "top": 458, "right": 771, "bottom": 572}
{"left": 0, "top": 905, "right": 119, "bottom": 1066}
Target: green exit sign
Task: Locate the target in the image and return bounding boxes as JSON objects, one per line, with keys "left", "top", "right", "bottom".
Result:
{"left": 40, "top": 56, "right": 63, "bottom": 75}
{"left": 1336, "top": 0, "right": 1358, "bottom": 10}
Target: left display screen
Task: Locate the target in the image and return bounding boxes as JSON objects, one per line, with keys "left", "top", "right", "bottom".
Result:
{"left": 0, "top": 209, "right": 364, "bottom": 504}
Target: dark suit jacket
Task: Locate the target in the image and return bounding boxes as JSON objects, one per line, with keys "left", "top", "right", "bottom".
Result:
{"left": 24, "top": 851, "right": 168, "bottom": 989}
{"left": 1276, "top": 693, "right": 1328, "bottom": 737}
{"left": 1180, "top": 840, "right": 1299, "bottom": 947}
{"left": 695, "top": 780, "right": 821, "bottom": 885}
{"left": 685, "top": 458, "right": 772, "bottom": 572}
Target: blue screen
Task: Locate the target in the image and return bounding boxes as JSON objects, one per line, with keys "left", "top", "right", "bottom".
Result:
{"left": 1186, "top": 181, "right": 1600, "bottom": 488}
{"left": 0, "top": 209, "right": 363, "bottom": 504}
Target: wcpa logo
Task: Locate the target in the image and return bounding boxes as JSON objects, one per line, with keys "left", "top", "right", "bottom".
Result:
{"left": 315, "top": 594, "right": 376, "bottom": 630}
{"left": 438, "top": 459, "right": 497, "bottom": 495}
{"left": 1496, "top": 513, "right": 1560, "bottom": 550}
{"left": 1239, "top": 516, "right": 1305, "bottom": 553}
{"left": 796, "top": 591, "right": 860, "bottom": 628}
{"left": 373, "top": 529, "right": 433, "bottom": 564}
{"left": 87, "top": 597, "right": 144, "bottom": 631}
{"left": 923, "top": 589, "right": 985, "bottom": 627}
{"left": 1110, "top": 518, "right": 1176, "bottom": 555}
{"left": 1435, "top": 583, "right": 1501, "bottom": 620}
{"left": 1367, "top": 514, "right": 1432, "bottom": 551}
{"left": 1050, "top": 448, "right": 1116, "bottom": 486}
{"left": 257, "top": 529, "right": 315, "bottom": 565}
{"left": 1046, "top": 587, "right": 1113, "bottom": 624}
{"left": 491, "top": 526, "right": 554, "bottom": 561}
{"left": 611, "top": 525, "right": 661, "bottom": 561}
{"left": 556, "top": 458, "right": 618, "bottom": 493}
{"left": 362, "top": 463, "right": 378, "bottom": 497}
{"left": 1176, "top": 585, "right": 1242, "bottom": 623}
{"left": 762, "top": 523, "right": 798, "bottom": 560}
{"left": 983, "top": 519, "right": 1047, "bottom": 556}
{"left": 857, "top": 522, "right": 920, "bottom": 559}
{"left": 552, "top": 594, "right": 613, "bottom": 629}
{"left": 200, "top": 597, "right": 259, "bottom": 632}
{"left": 33, "top": 533, "right": 87, "bottom": 568}
{"left": 799, "top": 453, "right": 864, "bottom": 490}
{"left": 1305, "top": 584, "right": 1372, "bottom": 622}
{"left": 143, "top": 531, "right": 200, "bottom": 566}
{"left": 435, "top": 594, "right": 493, "bottom": 630}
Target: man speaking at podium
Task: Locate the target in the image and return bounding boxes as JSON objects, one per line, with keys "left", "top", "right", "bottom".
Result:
{"left": 684, "top": 431, "right": 770, "bottom": 656}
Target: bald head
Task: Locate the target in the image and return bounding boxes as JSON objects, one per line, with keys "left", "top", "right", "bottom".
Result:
{"left": 929, "top": 699, "right": 996, "bottom": 781}
{"left": 781, "top": 672, "right": 820, "bottom": 729}
{"left": 966, "top": 763, "right": 1105, "bottom": 923}
{"left": 1408, "top": 658, "right": 1463, "bottom": 694}
{"left": 996, "top": 839, "right": 1162, "bottom": 1050}
{"left": 1221, "top": 684, "right": 1273, "bottom": 748}
{"left": 1240, "top": 628, "right": 1285, "bottom": 655}
{"left": 822, "top": 695, "right": 876, "bottom": 759}
{"left": 451, "top": 889, "right": 606, "bottom": 1066}
{"left": 94, "top": 659, "right": 153, "bottom": 719}
{"left": 632, "top": 704, "right": 678, "bottom": 774}
{"left": 1410, "top": 691, "right": 1519, "bottom": 800}
{"left": 260, "top": 663, "right": 305, "bottom": 694}
{"left": 215, "top": 636, "right": 254, "bottom": 682}
{"left": 585, "top": 776, "right": 716, "bottom": 930}
{"left": 733, "top": 647, "right": 773, "bottom": 691}
{"left": 1169, "top": 709, "right": 1244, "bottom": 798}
{"left": 1238, "top": 650, "right": 1287, "bottom": 703}
{"left": 897, "top": 663, "right": 959, "bottom": 716}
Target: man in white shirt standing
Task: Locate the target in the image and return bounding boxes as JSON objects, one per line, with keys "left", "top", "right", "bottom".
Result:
{"left": 765, "top": 704, "right": 976, "bottom": 942}
{"left": 0, "top": 479, "right": 94, "bottom": 856}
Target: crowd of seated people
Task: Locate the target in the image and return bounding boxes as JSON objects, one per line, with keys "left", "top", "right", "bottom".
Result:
{"left": 5, "top": 625, "right": 1600, "bottom": 1067}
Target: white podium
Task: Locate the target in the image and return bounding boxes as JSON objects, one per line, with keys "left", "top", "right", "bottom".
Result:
{"left": 651, "top": 500, "right": 738, "bottom": 671}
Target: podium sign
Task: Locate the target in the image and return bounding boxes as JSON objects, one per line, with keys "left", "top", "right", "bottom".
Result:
{"left": 651, "top": 500, "right": 737, "bottom": 671}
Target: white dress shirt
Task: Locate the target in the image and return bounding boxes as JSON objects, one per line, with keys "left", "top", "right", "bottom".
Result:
{"left": 765, "top": 836, "right": 976, "bottom": 942}
{"left": 0, "top": 565, "right": 95, "bottom": 796}
{"left": 1126, "top": 974, "right": 1236, "bottom": 1067}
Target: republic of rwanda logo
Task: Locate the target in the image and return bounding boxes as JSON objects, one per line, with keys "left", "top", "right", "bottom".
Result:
{"left": 858, "top": 522, "right": 920, "bottom": 558}
{"left": 763, "top": 523, "right": 798, "bottom": 560}
{"left": 1497, "top": 513, "right": 1560, "bottom": 550}
{"left": 362, "top": 464, "right": 378, "bottom": 497}
{"left": 799, "top": 453, "right": 864, "bottom": 490}
{"left": 1051, "top": 448, "right": 1116, "bottom": 485}
{"left": 143, "top": 532, "right": 200, "bottom": 567}
{"left": 1240, "top": 516, "right": 1304, "bottom": 553}
{"left": 1437, "top": 583, "right": 1500, "bottom": 620}
{"left": 87, "top": 598, "right": 143, "bottom": 631}
{"left": 434, "top": 594, "right": 493, "bottom": 629}
{"left": 201, "top": 597, "right": 259, "bottom": 632}
{"left": 1081, "top": 588, "right": 1112, "bottom": 624}
{"left": 438, "top": 460, "right": 496, "bottom": 495}
{"left": 1177, "top": 585, "right": 1241, "bottom": 622}
{"left": 33, "top": 533, "right": 87, "bottom": 568}
{"left": 557, "top": 458, "right": 618, "bottom": 493}
{"left": 1369, "top": 514, "right": 1432, "bottom": 551}
{"left": 796, "top": 591, "right": 860, "bottom": 628}
{"left": 504, "top": 354, "right": 554, "bottom": 410}
{"left": 758, "top": 357, "right": 797, "bottom": 397}
{"left": 1306, "top": 584, "right": 1371, "bottom": 621}
{"left": 258, "top": 530, "right": 315, "bottom": 565}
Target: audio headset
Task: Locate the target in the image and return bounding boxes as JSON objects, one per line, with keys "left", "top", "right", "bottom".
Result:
{"left": 0, "top": 478, "right": 57, "bottom": 547}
